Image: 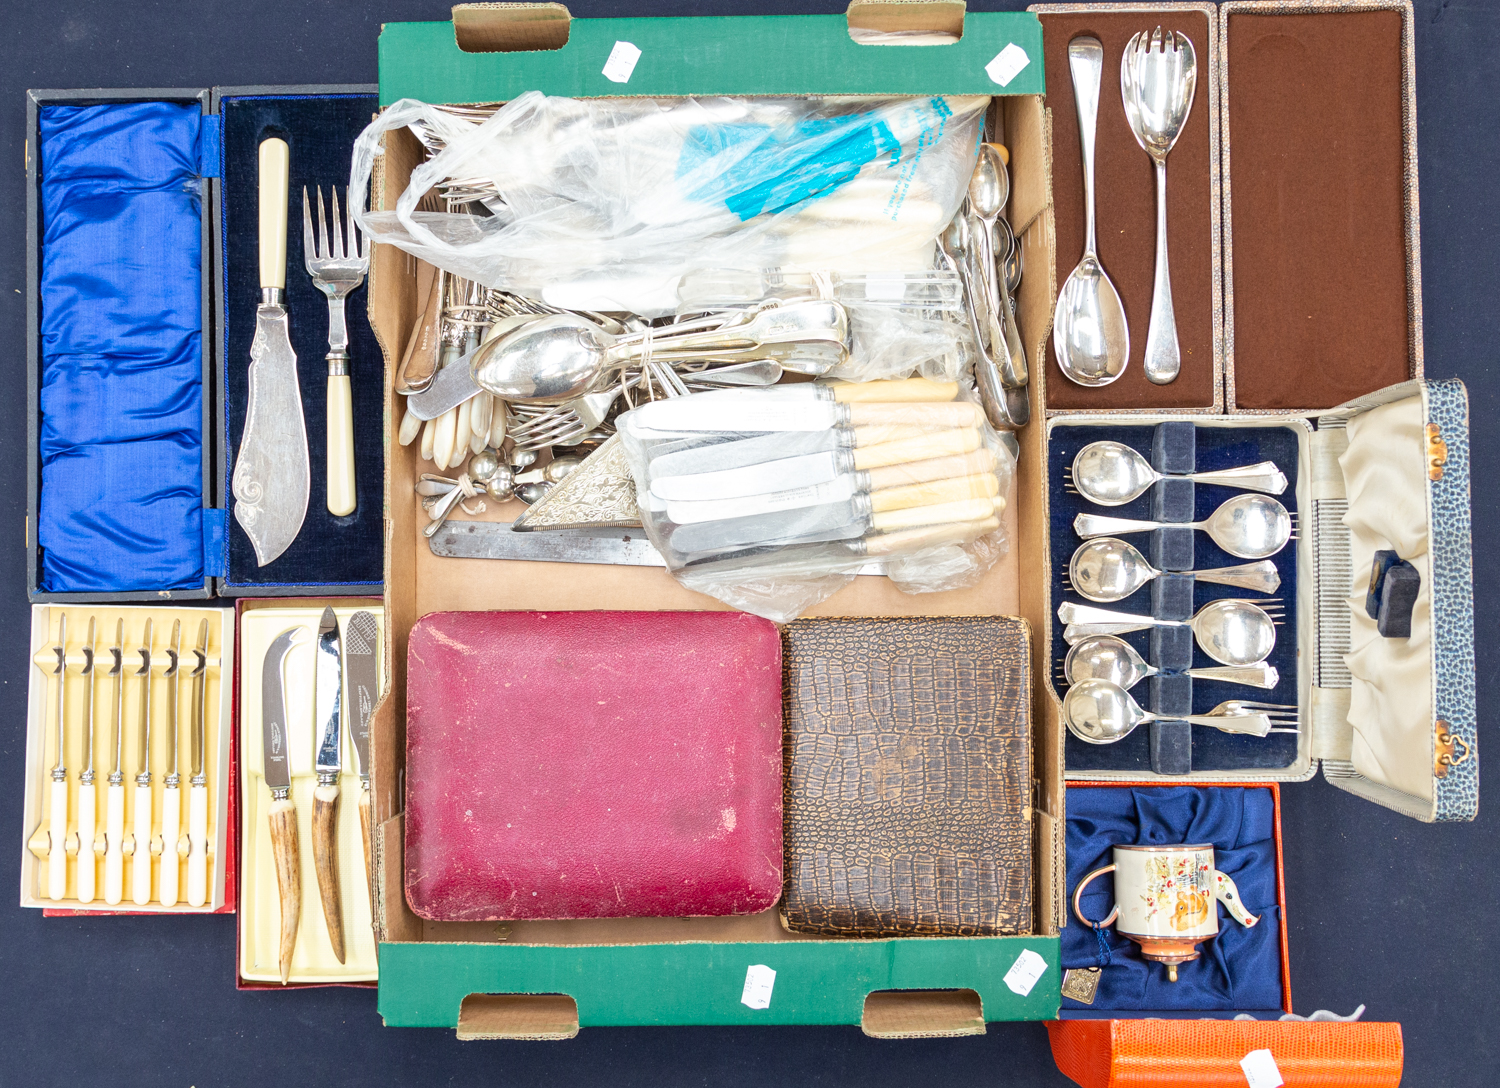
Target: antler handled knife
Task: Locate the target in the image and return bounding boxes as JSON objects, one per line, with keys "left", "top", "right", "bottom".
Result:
{"left": 186, "top": 619, "right": 211, "bottom": 907}
{"left": 263, "top": 627, "right": 305, "bottom": 984}
{"left": 130, "top": 620, "right": 154, "bottom": 906}
{"left": 312, "top": 607, "right": 346, "bottom": 963}
{"left": 344, "top": 611, "right": 379, "bottom": 914}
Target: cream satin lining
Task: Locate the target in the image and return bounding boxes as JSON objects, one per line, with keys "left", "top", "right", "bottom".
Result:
{"left": 1339, "top": 398, "right": 1433, "bottom": 803}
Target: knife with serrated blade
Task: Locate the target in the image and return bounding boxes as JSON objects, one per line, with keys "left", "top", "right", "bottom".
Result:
{"left": 262, "top": 627, "right": 305, "bottom": 985}
{"left": 312, "top": 607, "right": 345, "bottom": 964}
{"left": 232, "top": 137, "right": 310, "bottom": 566}
{"left": 343, "top": 611, "right": 379, "bottom": 913}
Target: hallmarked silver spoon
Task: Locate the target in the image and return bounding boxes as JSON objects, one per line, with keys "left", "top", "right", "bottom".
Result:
{"left": 1067, "top": 440, "right": 1287, "bottom": 506}
{"left": 1067, "top": 537, "right": 1281, "bottom": 602}
{"left": 1059, "top": 598, "right": 1281, "bottom": 666}
{"left": 1074, "top": 493, "right": 1295, "bottom": 560}
{"left": 1064, "top": 679, "right": 1295, "bottom": 744}
{"left": 1060, "top": 633, "right": 1280, "bottom": 690}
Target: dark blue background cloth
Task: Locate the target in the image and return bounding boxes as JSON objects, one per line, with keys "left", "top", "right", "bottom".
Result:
{"left": 1063, "top": 786, "right": 1283, "bottom": 1012}
{"left": 37, "top": 102, "right": 206, "bottom": 592}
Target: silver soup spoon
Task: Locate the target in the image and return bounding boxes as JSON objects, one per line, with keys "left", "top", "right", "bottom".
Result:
{"left": 1068, "top": 440, "right": 1287, "bottom": 505}
{"left": 1063, "top": 679, "right": 1285, "bottom": 744}
{"left": 1058, "top": 598, "right": 1280, "bottom": 667}
{"left": 1061, "top": 633, "right": 1280, "bottom": 690}
{"left": 1074, "top": 493, "right": 1294, "bottom": 560}
{"left": 1067, "top": 537, "right": 1281, "bottom": 602}
{"left": 1053, "top": 36, "right": 1130, "bottom": 387}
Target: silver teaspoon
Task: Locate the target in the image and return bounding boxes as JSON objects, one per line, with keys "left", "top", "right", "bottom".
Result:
{"left": 1054, "top": 36, "right": 1130, "bottom": 387}
{"left": 968, "top": 144, "right": 1028, "bottom": 389}
{"left": 1068, "top": 440, "right": 1287, "bottom": 505}
{"left": 1058, "top": 598, "right": 1280, "bottom": 666}
{"left": 1067, "top": 537, "right": 1280, "bottom": 602}
{"left": 1074, "top": 493, "right": 1295, "bottom": 560}
{"left": 1121, "top": 28, "right": 1197, "bottom": 385}
{"left": 1061, "top": 634, "right": 1280, "bottom": 689}
{"left": 1064, "top": 679, "right": 1282, "bottom": 744}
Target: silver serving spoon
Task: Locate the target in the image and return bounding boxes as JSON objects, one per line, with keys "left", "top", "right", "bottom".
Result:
{"left": 1075, "top": 493, "right": 1294, "bottom": 560}
{"left": 1053, "top": 36, "right": 1130, "bottom": 387}
{"left": 1067, "top": 537, "right": 1281, "bottom": 602}
{"left": 1121, "top": 28, "right": 1197, "bottom": 385}
{"left": 1059, "top": 598, "right": 1280, "bottom": 666}
{"left": 1062, "top": 634, "right": 1280, "bottom": 689}
{"left": 968, "top": 144, "right": 1028, "bottom": 389}
{"left": 1068, "top": 440, "right": 1287, "bottom": 505}
{"left": 1064, "top": 679, "right": 1290, "bottom": 744}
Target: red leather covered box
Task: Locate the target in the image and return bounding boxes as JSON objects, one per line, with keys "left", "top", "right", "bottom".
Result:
{"left": 404, "top": 610, "right": 784, "bottom": 922}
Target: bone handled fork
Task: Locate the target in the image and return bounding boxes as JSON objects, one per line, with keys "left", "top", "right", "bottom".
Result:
{"left": 304, "top": 186, "right": 369, "bottom": 518}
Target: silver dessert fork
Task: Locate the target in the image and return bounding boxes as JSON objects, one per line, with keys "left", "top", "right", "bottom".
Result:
{"left": 303, "top": 186, "right": 369, "bottom": 516}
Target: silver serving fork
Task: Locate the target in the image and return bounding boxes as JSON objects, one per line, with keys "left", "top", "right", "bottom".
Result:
{"left": 303, "top": 186, "right": 369, "bottom": 516}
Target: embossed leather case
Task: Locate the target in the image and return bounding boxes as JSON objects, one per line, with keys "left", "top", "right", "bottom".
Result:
{"left": 781, "top": 615, "right": 1034, "bottom": 937}
{"left": 404, "top": 610, "right": 785, "bottom": 921}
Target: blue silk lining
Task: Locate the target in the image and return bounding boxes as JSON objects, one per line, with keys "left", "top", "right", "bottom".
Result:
{"left": 38, "top": 102, "right": 206, "bottom": 592}
{"left": 1062, "top": 786, "right": 1284, "bottom": 1013}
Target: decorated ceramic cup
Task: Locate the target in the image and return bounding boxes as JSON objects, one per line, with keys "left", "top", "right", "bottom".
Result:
{"left": 1072, "top": 844, "right": 1260, "bottom": 981}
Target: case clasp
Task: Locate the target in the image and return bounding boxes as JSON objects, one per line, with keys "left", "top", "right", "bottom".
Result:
{"left": 1425, "top": 422, "right": 1448, "bottom": 481}
{"left": 1435, "top": 721, "right": 1470, "bottom": 778}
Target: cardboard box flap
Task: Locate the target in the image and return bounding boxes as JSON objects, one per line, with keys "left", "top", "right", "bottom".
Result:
{"left": 378, "top": 7, "right": 1045, "bottom": 105}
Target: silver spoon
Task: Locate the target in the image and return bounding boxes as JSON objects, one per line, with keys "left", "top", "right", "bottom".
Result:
{"left": 1121, "top": 28, "right": 1197, "bottom": 385}
{"left": 1059, "top": 598, "right": 1281, "bottom": 666}
{"left": 1075, "top": 493, "right": 1294, "bottom": 560}
{"left": 968, "top": 144, "right": 1028, "bottom": 389}
{"left": 1064, "top": 679, "right": 1290, "bottom": 744}
{"left": 1068, "top": 440, "right": 1287, "bottom": 505}
{"left": 1053, "top": 36, "right": 1129, "bottom": 388}
{"left": 1061, "top": 634, "right": 1280, "bottom": 690}
{"left": 939, "top": 215, "right": 1024, "bottom": 431}
{"left": 1067, "top": 537, "right": 1281, "bottom": 602}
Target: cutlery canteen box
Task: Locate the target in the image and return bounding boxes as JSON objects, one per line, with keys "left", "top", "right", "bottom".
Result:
{"left": 25, "top": 85, "right": 385, "bottom": 603}
{"left": 367, "top": 2, "right": 1069, "bottom": 1039}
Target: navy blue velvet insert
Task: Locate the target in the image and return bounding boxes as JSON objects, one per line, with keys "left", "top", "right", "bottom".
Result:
{"left": 221, "top": 94, "right": 383, "bottom": 589}
{"left": 38, "top": 102, "right": 208, "bottom": 593}
{"left": 1049, "top": 424, "right": 1300, "bottom": 773}
{"left": 1062, "top": 786, "right": 1284, "bottom": 1013}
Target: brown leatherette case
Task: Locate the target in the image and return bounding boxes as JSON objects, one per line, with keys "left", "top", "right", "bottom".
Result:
{"left": 781, "top": 615, "right": 1034, "bottom": 937}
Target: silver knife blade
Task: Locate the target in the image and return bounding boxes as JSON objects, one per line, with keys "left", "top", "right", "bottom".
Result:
{"left": 429, "top": 522, "right": 666, "bottom": 566}
{"left": 407, "top": 340, "right": 483, "bottom": 421}
{"left": 314, "top": 608, "right": 342, "bottom": 777}
{"left": 664, "top": 474, "right": 859, "bottom": 524}
{"left": 670, "top": 498, "right": 865, "bottom": 554}
{"left": 648, "top": 429, "right": 843, "bottom": 480}
{"left": 652, "top": 448, "right": 847, "bottom": 502}
{"left": 233, "top": 302, "right": 311, "bottom": 566}
{"left": 343, "top": 612, "right": 379, "bottom": 781}
{"left": 261, "top": 628, "right": 305, "bottom": 794}
{"left": 626, "top": 397, "right": 839, "bottom": 435}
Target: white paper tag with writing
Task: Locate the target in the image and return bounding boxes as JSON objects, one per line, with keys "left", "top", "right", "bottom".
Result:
{"left": 603, "top": 41, "right": 642, "bottom": 84}
{"left": 863, "top": 271, "right": 907, "bottom": 301}
{"left": 741, "top": 964, "right": 776, "bottom": 1010}
{"left": 1003, "top": 948, "right": 1049, "bottom": 996}
{"left": 985, "top": 43, "right": 1031, "bottom": 87}
{"left": 1240, "top": 1049, "right": 1285, "bottom": 1088}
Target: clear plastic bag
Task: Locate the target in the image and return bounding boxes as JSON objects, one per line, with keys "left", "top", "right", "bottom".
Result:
{"left": 350, "top": 93, "right": 988, "bottom": 317}
{"left": 617, "top": 378, "right": 1013, "bottom": 622}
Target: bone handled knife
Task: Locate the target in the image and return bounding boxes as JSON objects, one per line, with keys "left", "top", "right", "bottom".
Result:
{"left": 46, "top": 615, "right": 69, "bottom": 901}
{"left": 186, "top": 619, "right": 211, "bottom": 907}
{"left": 103, "top": 620, "right": 126, "bottom": 905}
{"left": 312, "top": 607, "right": 346, "bottom": 963}
{"left": 343, "top": 611, "right": 379, "bottom": 917}
{"left": 232, "top": 137, "right": 310, "bottom": 567}
{"left": 263, "top": 627, "right": 305, "bottom": 984}
{"left": 158, "top": 621, "right": 182, "bottom": 908}
{"left": 130, "top": 620, "right": 154, "bottom": 905}
{"left": 75, "top": 618, "right": 98, "bottom": 903}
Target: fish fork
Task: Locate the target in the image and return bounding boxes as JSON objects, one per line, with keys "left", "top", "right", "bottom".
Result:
{"left": 303, "top": 186, "right": 369, "bottom": 516}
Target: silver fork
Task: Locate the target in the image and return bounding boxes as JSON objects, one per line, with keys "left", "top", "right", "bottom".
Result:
{"left": 303, "top": 186, "right": 369, "bottom": 516}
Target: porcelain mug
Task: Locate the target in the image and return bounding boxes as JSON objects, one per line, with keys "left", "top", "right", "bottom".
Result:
{"left": 1072, "top": 844, "right": 1260, "bottom": 981}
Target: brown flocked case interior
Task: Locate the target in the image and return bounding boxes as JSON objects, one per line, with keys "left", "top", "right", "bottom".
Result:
{"left": 1225, "top": 8, "right": 1412, "bottom": 410}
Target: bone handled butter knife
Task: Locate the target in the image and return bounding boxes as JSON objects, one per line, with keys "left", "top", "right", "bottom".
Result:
{"left": 75, "top": 618, "right": 98, "bottom": 904}
{"left": 103, "top": 619, "right": 126, "bottom": 905}
{"left": 263, "top": 627, "right": 305, "bottom": 985}
{"left": 232, "top": 137, "right": 310, "bottom": 567}
{"left": 312, "top": 607, "right": 346, "bottom": 964}
{"left": 186, "top": 619, "right": 211, "bottom": 908}
{"left": 158, "top": 621, "right": 182, "bottom": 908}
{"left": 344, "top": 611, "right": 380, "bottom": 914}
{"left": 45, "top": 615, "right": 68, "bottom": 901}
{"left": 130, "top": 620, "right": 154, "bottom": 906}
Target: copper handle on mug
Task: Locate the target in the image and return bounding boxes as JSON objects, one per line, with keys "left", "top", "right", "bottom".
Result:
{"left": 1072, "top": 863, "right": 1119, "bottom": 929}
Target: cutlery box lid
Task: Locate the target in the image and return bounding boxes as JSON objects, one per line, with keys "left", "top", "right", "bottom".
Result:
{"left": 25, "top": 84, "right": 383, "bottom": 604}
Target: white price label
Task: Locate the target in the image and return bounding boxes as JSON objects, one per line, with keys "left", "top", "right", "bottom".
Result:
{"left": 1240, "top": 1049, "right": 1285, "bottom": 1088}
{"left": 985, "top": 43, "right": 1031, "bottom": 88}
{"left": 1003, "top": 948, "right": 1049, "bottom": 996}
{"left": 603, "top": 40, "right": 642, "bottom": 84}
{"left": 863, "top": 271, "right": 907, "bottom": 301}
{"left": 741, "top": 964, "right": 776, "bottom": 1010}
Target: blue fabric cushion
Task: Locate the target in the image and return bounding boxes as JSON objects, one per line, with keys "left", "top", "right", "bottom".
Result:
{"left": 38, "top": 102, "right": 206, "bottom": 592}
{"left": 1062, "top": 785, "right": 1284, "bottom": 1012}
